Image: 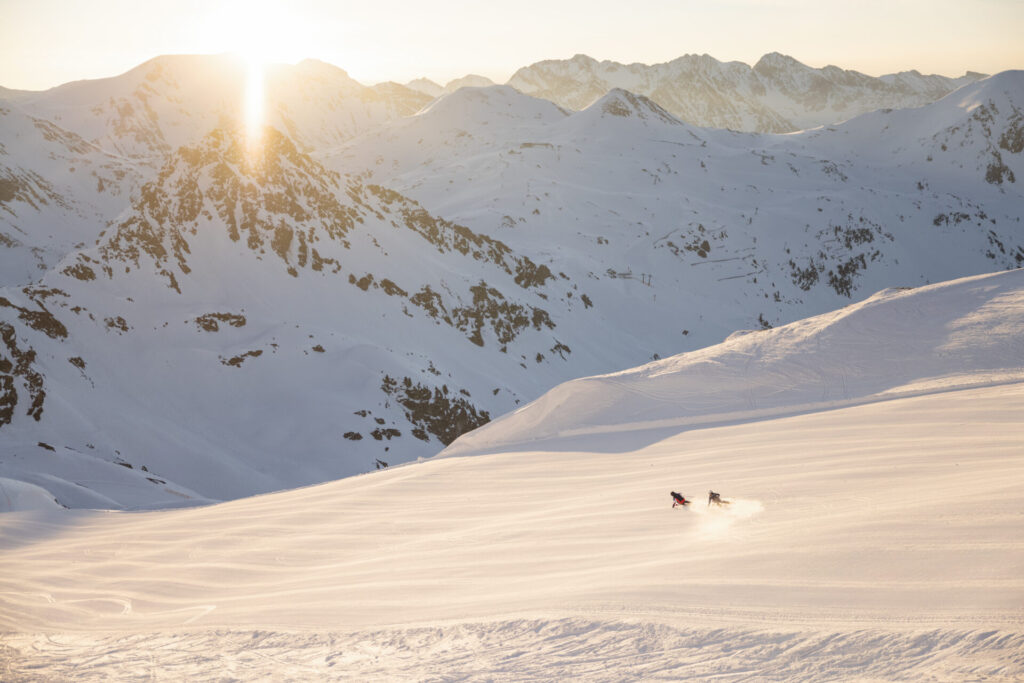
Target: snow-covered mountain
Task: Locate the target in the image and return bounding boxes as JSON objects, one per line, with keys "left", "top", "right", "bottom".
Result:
{"left": 445, "top": 74, "right": 497, "bottom": 92}
{"left": 0, "top": 56, "right": 1021, "bottom": 510}
{"left": 334, "top": 73, "right": 1024, "bottom": 349}
{"left": 0, "top": 55, "right": 430, "bottom": 285}
{"left": 404, "top": 77, "right": 446, "bottom": 98}
{"left": 0, "top": 121, "right": 574, "bottom": 508}
{"left": 5, "top": 55, "right": 429, "bottom": 160}
{"left": 508, "top": 52, "right": 986, "bottom": 132}
{"left": 3, "top": 268, "right": 1022, "bottom": 680}
{"left": 405, "top": 74, "right": 497, "bottom": 98}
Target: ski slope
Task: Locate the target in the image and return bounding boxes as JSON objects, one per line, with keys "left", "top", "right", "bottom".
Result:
{"left": 2, "top": 270, "right": 1023, "bottom": 680}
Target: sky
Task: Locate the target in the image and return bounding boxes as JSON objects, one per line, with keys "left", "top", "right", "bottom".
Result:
{"left": 1, "top": 0, "right": 1022, "bottom": 90}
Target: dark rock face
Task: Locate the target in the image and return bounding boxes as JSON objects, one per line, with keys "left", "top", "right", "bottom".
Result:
{"left": 98, "top": 127, "right": 362, "bottom": 289}
{"left": 195, "top": 312, "right": 247, "bottom": 332}
{"left": 381, "top": 375, "right": 490, "bottom": 446}
{"left": 0, "top": 321, "right": 45, "bottom": 427}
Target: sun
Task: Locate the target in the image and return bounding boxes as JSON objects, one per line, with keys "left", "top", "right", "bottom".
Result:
{"left": 200, "top": 0, "right": 309, "bottom": 147}
{"left": 205, "top": 0, "right": 308, "bottom": 65}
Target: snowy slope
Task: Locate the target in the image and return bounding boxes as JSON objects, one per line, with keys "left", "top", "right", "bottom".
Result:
{"left": 2, "top": 269, "right": 1022, "bottom": 680}
{"left": 800, "top": 70, "right": 1024, "bottom": 184}
{"left": 0, "top": 103, "right": 144, "bottom": 286}
{"left": 508, "top": 52, "right": 985, "bottom": 133}
{"left": 444, "top": 269, "right": 1024, "bottom": 456}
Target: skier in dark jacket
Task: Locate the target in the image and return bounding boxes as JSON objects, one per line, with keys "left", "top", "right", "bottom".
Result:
{"left": 671, "top": 491, "right": 690, "bottom": 507}
{"left": 708, "top": 490, "right": 730, "bottom": 506}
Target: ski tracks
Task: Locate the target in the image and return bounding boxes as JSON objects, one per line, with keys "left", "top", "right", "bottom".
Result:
{"left": 4, "top": 619, "right": 1023, "bottom": 681}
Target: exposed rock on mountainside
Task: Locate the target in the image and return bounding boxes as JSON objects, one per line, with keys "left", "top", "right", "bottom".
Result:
{"left": 381, "top": 374, "right": 491, "bottom": 445}
{"left": 0, "top": 116, "right": 591, "bottom": 506}
{"left": 97, "top": 126, "right": 361, "bottom": 286}
{"left": 0, "top": 320, "right": 46, "bottom": 427}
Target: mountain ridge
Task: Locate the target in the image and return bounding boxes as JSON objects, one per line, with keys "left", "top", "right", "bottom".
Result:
{"left": 508, "top": 51, "right": 986, "bottom": 132}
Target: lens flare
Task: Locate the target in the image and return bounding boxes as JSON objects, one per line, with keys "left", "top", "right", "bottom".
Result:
{"left": 244, "top": 58, "right": 265, "bottom": 153}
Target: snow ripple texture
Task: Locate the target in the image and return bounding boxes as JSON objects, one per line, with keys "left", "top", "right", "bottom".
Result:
{"left": 4, "top": 620, "right": 1023, "bottom": 682}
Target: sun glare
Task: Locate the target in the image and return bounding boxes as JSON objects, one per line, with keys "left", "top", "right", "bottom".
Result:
{"left": 202, "top": 0, "right": 311, "bottom": 156}
{"left": 243, "top": 59, "right": 265, "bottom": 151}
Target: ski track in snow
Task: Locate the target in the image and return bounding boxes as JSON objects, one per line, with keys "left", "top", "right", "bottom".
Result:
{"left": 4, "top": 621, "right": 1023, "bottom": 682}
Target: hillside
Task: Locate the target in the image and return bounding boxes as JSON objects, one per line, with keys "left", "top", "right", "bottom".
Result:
{"left": 444, "top": 269, "right": 1024, "bottom": 457}
{"left": 2, "top": 269, "right": 1022, "bottom": 680}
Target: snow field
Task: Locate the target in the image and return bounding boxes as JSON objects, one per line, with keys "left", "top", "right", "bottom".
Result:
{"left": 2, "top": 380, "right": 1022, "bottom": 679}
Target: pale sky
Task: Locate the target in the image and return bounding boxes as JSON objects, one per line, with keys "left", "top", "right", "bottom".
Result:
{"left": 1, "top": 0, "right": 1022, "bottom": 91}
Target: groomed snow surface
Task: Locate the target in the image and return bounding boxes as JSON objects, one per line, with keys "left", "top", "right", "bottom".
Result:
{"left": 3, "top": 271, "right": 1024, "bottom": 681}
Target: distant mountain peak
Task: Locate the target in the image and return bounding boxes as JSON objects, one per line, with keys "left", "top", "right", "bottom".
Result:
{"left": 293, "top": 58, "right": 353, "bottom": 80}
{"left": 405, "top": 77, "right": 444, "bottom": 98}
{"left": 754, "top": 51, "right": 803, "bottom": 67}
{"left": 444, "top": 74, "right": 497, "bottom": 93}
{"left": 752, "top": 52, "right": 809, "bottom": 76}
{"left": 417, "top": 84, "right": 568, "bottom": 126}
{"left": 585, "top": 88, "right": 681, "bottom": 125}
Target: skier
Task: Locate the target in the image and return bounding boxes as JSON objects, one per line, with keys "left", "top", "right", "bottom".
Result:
{"left": 708, "top": 490, "right": 730, "bottom": 506}
{"left": 670, "top": 491, "right": 690, "bottom": 508}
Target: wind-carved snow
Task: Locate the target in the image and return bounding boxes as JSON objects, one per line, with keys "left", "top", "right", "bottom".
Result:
{"left": 0, "top": 477, "right": 64, "bottom": 512}
{"left": 5, "top": 622, "right": 1022, "bottom": 680}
